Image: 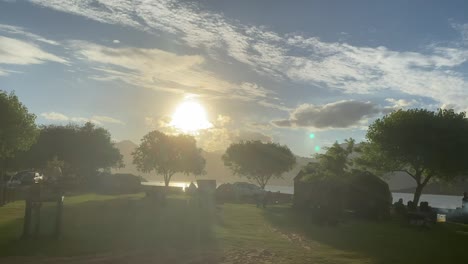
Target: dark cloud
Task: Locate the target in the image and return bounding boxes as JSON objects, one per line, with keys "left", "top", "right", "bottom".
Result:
{"left": 272, "top": 100, "right": 381, "bottom": 129}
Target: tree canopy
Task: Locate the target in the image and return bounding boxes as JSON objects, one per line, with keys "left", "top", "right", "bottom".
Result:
{"left": 222, "top": 140, "right": 296, "bottom": 189}
{"left": 357, "top": 108, "right": 468, "bottom": 204}
{"left": 0, "top": 91, "right": 38, "bottom": 163}
{"left": 132, "top": 130, "right": 206, "bottom": 186}
{"left": 311, "top": 138, "right": 356, "bottom": 178}
{"left": 10, "top": 122, "right": 123, "bottom": 177}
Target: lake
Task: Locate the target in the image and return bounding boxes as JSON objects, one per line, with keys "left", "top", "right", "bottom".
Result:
{"left": 143, "top": 181, "right": 464, "bottom": 209}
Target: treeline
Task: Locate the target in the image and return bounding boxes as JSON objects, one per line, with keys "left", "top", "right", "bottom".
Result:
{"left": 3, "top": 89, "right": 468, "bottom": 208}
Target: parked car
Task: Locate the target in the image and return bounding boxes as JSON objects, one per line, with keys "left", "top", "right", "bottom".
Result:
{"left": 7, "top": 171, "right": 44, "bottom": 187}
{"left": 216, "top": 182, "right": 264, "bottom": 203}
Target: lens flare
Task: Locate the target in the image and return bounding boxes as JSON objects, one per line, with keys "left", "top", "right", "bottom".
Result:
{"left": 309, "top": 133, "right": 315, "bottom": 139}
{"left": 314, "top": 146, "right": 321, "bottom": 152}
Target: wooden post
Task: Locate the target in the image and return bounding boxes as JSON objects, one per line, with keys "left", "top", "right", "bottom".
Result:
{"left": 33, "top": 202, "right": 41, "bottom": 238}
{"left": 0, "top": 174, "right": 4, "bottom": 206}
{"left": 54, "top": 189, "right": 63, "bottom": 239}
{"left": 30, "top": 183, "right": 41, "bottom": 237}
{"left": 21, "top": 197, "right": 32, "bottom": 239}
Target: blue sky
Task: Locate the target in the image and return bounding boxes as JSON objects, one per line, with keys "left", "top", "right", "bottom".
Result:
{"left": 1, "top": 0, "right": 468, "bottom": 156}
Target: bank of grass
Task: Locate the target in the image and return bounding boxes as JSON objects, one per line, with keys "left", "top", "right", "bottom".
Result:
{"left": 0, "top": 193, "right": 467, "bottom": 263}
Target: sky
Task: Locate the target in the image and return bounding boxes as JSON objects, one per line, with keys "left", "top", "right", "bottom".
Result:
{"left": 1, "top": 0, "right": 468, "bottom": 157}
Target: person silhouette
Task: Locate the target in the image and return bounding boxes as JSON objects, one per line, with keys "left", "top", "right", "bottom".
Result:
{"left": 462, "top": 192, "right": 468, "bottom": 209}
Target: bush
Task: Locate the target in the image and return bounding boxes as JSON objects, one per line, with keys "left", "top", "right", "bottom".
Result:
{"left": 304, "top": 175, "right": 347, "bottom": 225}
{"left": 347, "top": 170, "right": 392, "bottom": 220}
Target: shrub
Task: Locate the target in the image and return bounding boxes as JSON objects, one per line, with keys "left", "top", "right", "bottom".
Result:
{"left": 347, "top": 170, "right": 392, "bottom": 220}
{"left": 304, "top": 174, "right": 347, "bottom": 225}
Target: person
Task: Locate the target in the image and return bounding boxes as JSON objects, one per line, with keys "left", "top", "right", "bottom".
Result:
{"left": 394, "top": 198, "right": 406, "bottom": 215}
{"left": 262, "top": 191, "right": 272, "bottom": 208}
{"left": 462, "top": 192, "right": 468, "bottom": 209}
{"left": 407, "top": 200, "right": 416, "bottom": 212}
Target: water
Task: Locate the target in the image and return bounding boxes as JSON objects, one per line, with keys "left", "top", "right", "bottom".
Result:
{"left": 392, "top": 192, "right": 463, "bottom": 209}
{"left": 142, "top": 181, "right": 463, "bottom": 209}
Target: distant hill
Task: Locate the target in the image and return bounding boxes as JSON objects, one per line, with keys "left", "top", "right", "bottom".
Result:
{"left": 113, "top": 140, "right": 427, "bottom": 191}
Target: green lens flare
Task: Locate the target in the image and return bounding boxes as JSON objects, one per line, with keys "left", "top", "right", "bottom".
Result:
{"left": 309, "top": 133, "right": 315, "bottom": 139}
{"left": 314, "top": 146, "right": 321, "bottom": 152}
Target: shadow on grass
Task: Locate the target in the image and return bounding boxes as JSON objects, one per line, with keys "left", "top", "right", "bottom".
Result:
{"left": 263, "top": 205, "right": 468, "bottom": 264}
{"left": 0, "top": 195, "right": 220, "bottom": 261}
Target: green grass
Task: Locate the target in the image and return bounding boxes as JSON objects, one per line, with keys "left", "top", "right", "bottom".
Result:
{"left": 1, "top": 194, "right": 468, "bottom": 263}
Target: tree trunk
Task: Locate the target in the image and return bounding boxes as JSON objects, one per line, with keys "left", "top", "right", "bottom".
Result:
{"left": 164, "top": 175, "right": 169, "bottom": 187}
{"left": 413, "top": 184, "right": 424, "bottom": 206}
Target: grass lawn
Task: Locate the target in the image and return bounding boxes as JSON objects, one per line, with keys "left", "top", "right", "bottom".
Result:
{"left": 1, "top": 193, "right": 467, "bottom": 263}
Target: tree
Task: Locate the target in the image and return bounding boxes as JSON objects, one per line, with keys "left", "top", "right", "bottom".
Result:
{"left": 132, "top": 131, "right": 205, "bottom": 186}
{"left": 222, "top": 141, "right": 296, "bottom": 189}
{"left": 0, "top": 91, "right": 38, "bottom": 166}
{"left": 357, "top": 109, "right": 468, "bottom": 205}
{"left": 313, "top": 138, "right": 356, "bottom": 177}
{"left": 10, "top": 122, "right": 123, "bottom": 178}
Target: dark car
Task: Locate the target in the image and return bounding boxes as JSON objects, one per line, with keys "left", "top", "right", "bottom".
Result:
{"left": 7, "top": 171, "right": 43, "bottom": 187}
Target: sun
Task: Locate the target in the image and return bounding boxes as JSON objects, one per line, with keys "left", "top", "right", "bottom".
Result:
{"left": 170, "top": 100, "right": 213, "bottom": 133}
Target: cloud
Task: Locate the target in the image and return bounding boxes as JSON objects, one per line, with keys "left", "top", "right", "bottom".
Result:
{"left": 112, "top": 39, "right": 120, "bottom": 44}
{"left": 451, "top": 23, "right": 468, "bottom": 44}
{"left": 91, "top": 115, "right": 125, "bottom": 125}
{"left": 41, "top": 112, "right": 124, "bottom": 125}
{"left": 0, "top": 24, "right": 59, "bottom": 45}
{"left": 385, "top": 98, "right": 418, "bottom": 109}
{"left": 233, "top": 130, "right": 272, "bottom": 143}
{"left": 197, "top": 128, "right": 272, "bottom": 152}
{"left": 0, "top": 36, "right": 67, "bottom": 68}
{"left": 272, "top": 100, "right": 381, "bottom": 129}
{"left": 69, "top": 41, "right": 280, "bottom": 107}
{"left": 28, "top": 0, "right": 468, "bottom": 110}
{"left": 41, "top": 112, "right": 69, "bottom": 121}
{"left": 216, "top": 115, "right": 232, "bottom": 126}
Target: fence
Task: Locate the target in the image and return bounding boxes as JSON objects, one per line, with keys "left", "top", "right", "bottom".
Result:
{"left": 0, "top": 184, "right": 27, "bottom": 206}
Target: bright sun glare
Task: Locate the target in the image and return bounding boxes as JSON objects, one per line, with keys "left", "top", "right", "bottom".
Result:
{"left": 170, "top": 100, "right": 212, "bottom": 133}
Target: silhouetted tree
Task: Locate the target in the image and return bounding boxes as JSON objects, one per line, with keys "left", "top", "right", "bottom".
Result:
{"left": 314, "top": 138, "right": 356, "bottom": 177}
{"left": 0, "top": 91, "right": 37, "bottom": 204}
{"left": 0, "top": 91, "right": 38, "bottom": 168}
{"left": 222, "top": 141, "right": 296, "bottom": 189}
{"left": 11, "top": 123, "right": 123, "bottom": 177}
{"left": 357, "top": 109, "right": 468, "bottom": 205}
{"left": 132, "top": 131, "right": 205, "bottom": 186}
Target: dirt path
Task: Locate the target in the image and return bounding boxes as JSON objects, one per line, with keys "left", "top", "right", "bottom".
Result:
{"left": 1, "top": 248, "right": 279, "bottom": 264}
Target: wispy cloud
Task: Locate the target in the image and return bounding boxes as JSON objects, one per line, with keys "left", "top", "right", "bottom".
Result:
{"left": 91, "top": 115, "right": 125, "bottom": 125}
{"left": 0, "top": 24, "right": 59, "bottom": 45}
{"left": 69, "top": 40, "right": 280, "bottom": 108}
{"left": 0, "top": 36, "right": 67, "bottom": 73}
{"left": 29, "top": 0, "right": 468, "bottom": 111}
{"left": 41, "top": 112, "right": 125, "bottom": 125}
